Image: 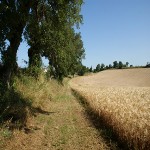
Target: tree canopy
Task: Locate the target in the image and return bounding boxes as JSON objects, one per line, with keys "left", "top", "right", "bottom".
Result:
{"left": 95, "top": 64, "right": 100, "bottom": 72}
{"left": 0, "top": 0, "right": 85, "bottom": 85}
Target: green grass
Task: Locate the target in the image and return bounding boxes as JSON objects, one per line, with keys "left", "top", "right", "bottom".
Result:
{"left": 0, "top": 129, "right": 12, "bottom": 139}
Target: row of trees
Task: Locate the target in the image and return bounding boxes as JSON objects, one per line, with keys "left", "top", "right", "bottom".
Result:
{"left": 93, "top": 61, "right": 131, "bottom": 73}
{"left": 77, "top": 61, "right": 149, "bottom": 75}
{"left": 93, "top": 61, "right": 150, "bottom": 73}
{"left": 0, "top": 0, "right": 85, "bottom": 87}
{"left": 72, "top": 61, "right": 130, "bottom": 76}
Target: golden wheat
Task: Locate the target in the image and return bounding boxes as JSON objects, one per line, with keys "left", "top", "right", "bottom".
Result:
{"left": 70, "top": 69, "right": 150, "bottom": 149}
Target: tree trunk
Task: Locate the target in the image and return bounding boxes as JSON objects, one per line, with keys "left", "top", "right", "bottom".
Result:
{"left": 28, "top": 47, "right": 42, "bottom": 68}
{"left": 2, "top": 1, "right": 31, "bottom": 88}
{"left": 2, "top": 24, "right": 24, "bottom": 88}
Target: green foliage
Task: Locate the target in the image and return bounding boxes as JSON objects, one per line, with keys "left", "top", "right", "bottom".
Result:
{"left": 145, "top": 62, "right": 150, "bottom": 68}
{"left": 0, "top": 0, "right": 84, "bottom": 86}
{"left": 100, "top": 63, "right": 105, "bottom": 71}
{"left": 130, "top": 65, "right": 133, "bottom": 67}
{"left": 91, "top": 61, "right": 146, "bottom": 73}
{"left": 93, "top": 69, "right": 96, "bottom": 73}
{"left": 78, "top": 65, "right": 89, "bottom": 76}
{"left": 0, "top": 129, "right": 12, "bottom": 139}
{"left": 94, "top": 63, "right": 106, "bottom": 72}
{"left": 126, "top": 62, "right": 129, "bottom": 67}
{"left": 113, "top": 61, "right": 118, "bottom": 68}
{"left": 109, "top": 64, "right": 112, "bottom": 68}
{"left": 24, "top": 0, "right": 84, "bottom": 81}
{"left": 26, "top": 66, "right": 43, "bottom": 79}
{"left": 45, "top": 65, "right": 54, "bottom": 79}
{"left": 0, "top": 0, "right": 85, "bottom": 127}
{"left": 95, "top": 64, "right": 101, "bottom": 72}
{"left": 0, "top": 0, "right": 31, "bottom": 87}
{"left": 118, "top": 61, "right": 123, "bottom": 69}
{"left": 92, "top": 61, "right": 132, "bottom": 72}
{"left": 89, "top": 66, "right": 93, "bottom": 72}
{"left": 41, "top": 26, "right": 85, "bottom": 80}
{"left": 105, "top": 65, "right": 109, "bottom": 69}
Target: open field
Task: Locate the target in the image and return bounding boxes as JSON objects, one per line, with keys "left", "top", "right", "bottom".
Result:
{"left": 70, "top": 68, "right": 150, "bottom": 149}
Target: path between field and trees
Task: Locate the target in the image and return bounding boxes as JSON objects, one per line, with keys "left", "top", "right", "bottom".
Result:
{"left": 1, "top": 68, "right": 150, "bottom": 150}
{"left": 1, "top": 78, "right": 120, "bottom": 150}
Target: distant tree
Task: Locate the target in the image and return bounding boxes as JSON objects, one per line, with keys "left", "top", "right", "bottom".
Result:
{"left": 100, "top": 63, "right": 105, "bottom": 70}
{"left": 100, "top": 63, "right": 105, "bottom": 71}
{"left": 95, "top": 64, "right": 101, "bottom": 72}
{"left": 118, "top": 61, "right": 123, "bottom": 69}
{"left": 105, "top": 65, "right": 109, "bottom": 69}
{"left": 89, "top": 66, "right": 93, "bottom": 72}
{"left": 113, "top": 61, "right": 118, "bottom": 68}
{"left": 146, "top": 62, "right": 150, "bottom": 68}
{"left": 109, "top": 64, "right": 112, "bottom": 68}
{"left": 126, "top": 62, "right": 129, "bottom": 67}
{"left": 78, "top": 65, "right": 88, "bottom": 76}
{"left": 130, "top": 65, "right": 133, "bottom": 67}
{"left": 86, "top": 67, "right": 89, "bottom": 72}
{"left": 93, "top": 69, "right": 97, "bottom": 73}
{"left": 123, "top": 64, "right": 126, "bottom": 68}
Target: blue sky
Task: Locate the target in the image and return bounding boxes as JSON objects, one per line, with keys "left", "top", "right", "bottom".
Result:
{"left": 17, "top": 0, "right": 150, "bottom": 68}
{"left": 80, "top": 0, "right": 150, "bottom": 68}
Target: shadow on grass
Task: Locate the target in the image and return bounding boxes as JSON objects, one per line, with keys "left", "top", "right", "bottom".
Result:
{"left": 71, "top": 89, "right": 129, "bottom": 150}
{"left": 0, "top": 87, "right": 53, "bottom": 131}
{"left": 32, "top": 107, "right": 56, "bottom": 116}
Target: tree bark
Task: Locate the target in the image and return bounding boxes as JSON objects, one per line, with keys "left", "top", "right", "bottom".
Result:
{"left": 2, "top": 24, "right": 24, "bottom": 88}
{"left": 1, "top": 1, "right": 31, "bottom": 88}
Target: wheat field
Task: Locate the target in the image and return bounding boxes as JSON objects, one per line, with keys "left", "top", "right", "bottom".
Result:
{"left": 70, "top": 68, "right": 150, "bottom": 149}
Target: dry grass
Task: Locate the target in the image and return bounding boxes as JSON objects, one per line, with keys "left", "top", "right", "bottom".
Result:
{"left": 0, "top": 74, "right": 114, "bottom": 150}
{"left": 14, "top": 74, "right": 61, "bottom": 110}
{"left": 70, "top": 68, "right": 150, "bottom": 149}
{"left": 0, "top": 74, "right": 67, "bottom": 149}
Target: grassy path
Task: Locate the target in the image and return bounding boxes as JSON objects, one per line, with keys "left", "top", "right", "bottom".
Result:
{"left": 1, "top": 82, "right": 119, "bottom": 150}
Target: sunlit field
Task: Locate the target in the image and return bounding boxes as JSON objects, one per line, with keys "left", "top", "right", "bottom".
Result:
{"left": 70, "top": 68, "right": 150, "bottom": 149}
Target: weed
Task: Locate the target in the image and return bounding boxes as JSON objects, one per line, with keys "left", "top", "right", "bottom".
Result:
{"left": 0, "top": 129, "right": 12, "bottom": 139}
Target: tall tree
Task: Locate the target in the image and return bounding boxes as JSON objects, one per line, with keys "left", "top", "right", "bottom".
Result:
{"left": 118, "top": 61, "right": 123, "bottom": 69}
{"left": 100, "top": 63, "right": 105, "bottom": 70}
{"left": 30, "top": 0, "right": 84, "bottom": 80}
{"left": 68, "top": 32, "right": 85, "bottom": 76}
{"left": 0, "top": 0, "right": 84, "bottom": 83}
{"left": 96, "top": 64, "right": 100, "bottom": 72}
{"left": 89, "top": 66, "right": 93, "bottom": 72}
{"left": 0, "top": 0, "right": 31, "bottom": 87}
{"left": 126, "top": 62, "right": 129, "bottom": 67}
{"left": 109, "top": 64, "right": 112, "bottom": 68}
{"left": 25, "top": 1, "right": 43, "bottom": 69}
{"left": 113, "top": 61, "right": 118, "bottom": 68}
{"left": 42, "top": 25, "right": 85, "bottom": 80}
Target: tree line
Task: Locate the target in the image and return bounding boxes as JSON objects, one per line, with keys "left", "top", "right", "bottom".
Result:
{"left": 78, "top": 61, "right": 132, "bottom": 75}
{"left": 0, "top": 0, "right": 85, "bottom": 87}
{"left": 87, "top": 61, "right": 148, "bottom": 74}
{"left": 65, "top": 60, "right": 149, "bottom": 76}
{"left": 93, "top": 61, "right": 131, "bottom": 73}
{"left": 94, "top": 61, "right": 130, "bottom": 72}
